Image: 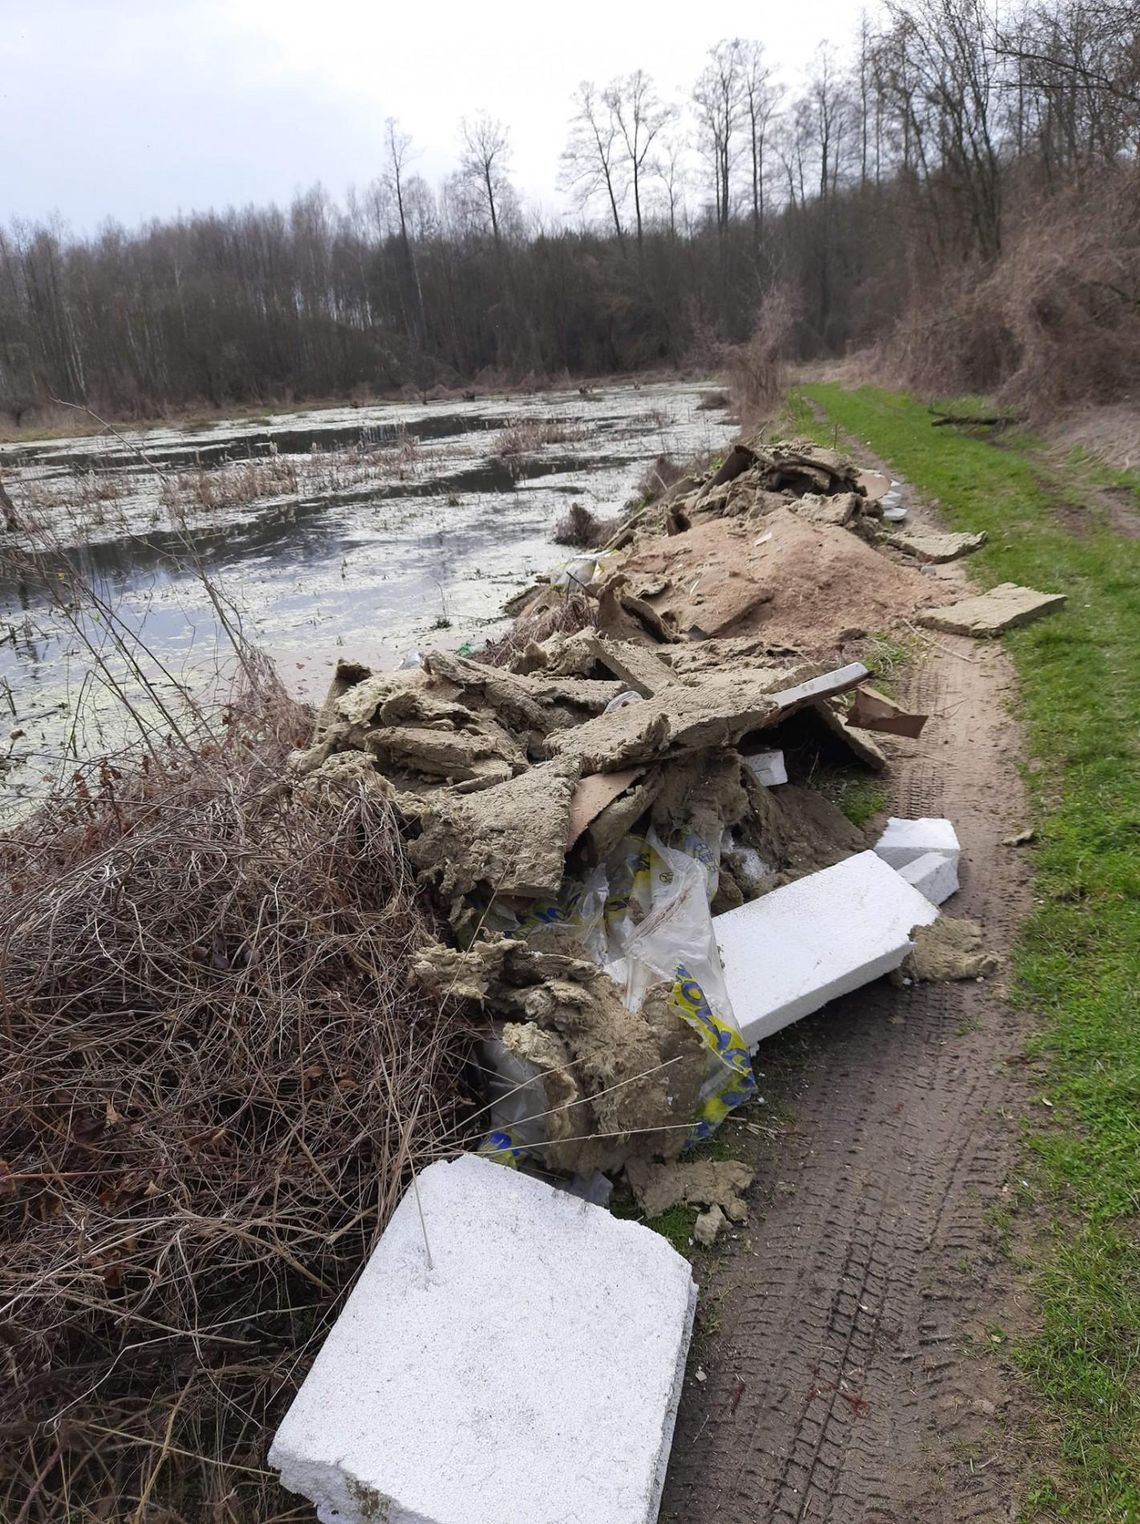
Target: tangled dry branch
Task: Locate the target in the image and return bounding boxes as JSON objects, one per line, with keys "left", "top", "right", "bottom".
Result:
{"left": 0, "top": 670, "right": 474, "bottom": 1521}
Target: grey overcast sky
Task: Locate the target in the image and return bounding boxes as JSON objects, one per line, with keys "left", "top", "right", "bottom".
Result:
{"left": 1, "top": 0, "right": 868, "bottom": 231}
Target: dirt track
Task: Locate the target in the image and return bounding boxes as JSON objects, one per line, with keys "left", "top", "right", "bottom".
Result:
{"left": 663, "top": 511, "right": 1037, "bottom": 1521}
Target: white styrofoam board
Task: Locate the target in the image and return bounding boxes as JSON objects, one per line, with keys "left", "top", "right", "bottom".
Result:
{"left": 269, "top": 1154, "right": 697, "bottom": 1524}
{"left": 713, "top": 850, "right": 939, "bottom": 1047}
{"left": 898, "top": 849, "right": 959, "bottom": 905}
{"left": 874, "top": 816, "right": 960, "bottom": 870}
{"left": 742, "top": 749, "right": 787, "bottom": 786}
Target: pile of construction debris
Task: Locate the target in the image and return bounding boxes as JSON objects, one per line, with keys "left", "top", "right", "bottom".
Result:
{"left": 496, "top": 434, "right": 1059, "bottom": 655}
{"left": 288, "top": 433, "right": 1063, "bottom": 1193}
{"left": 270, "top": 436, "right": 1063, "bottom": 1524}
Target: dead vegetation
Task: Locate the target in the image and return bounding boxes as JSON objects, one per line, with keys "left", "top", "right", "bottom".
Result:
{"left": 881, "top": 166, "right": 1140, "bottom": 418}
{"left": 472, "top": 591, "right": 600, "bottom": 670}
{"left": 2, "top": 470, "right": 132, "bottom": 533}
{"left": 493, "top": 417, "right": 586, "bottom": 464}
{"left": 0, "top": 664, "right": 473, "bottom": 1522}
{"left": 158, "top": 455, "right": 301, "bottom": 512}
{"left": 632, "top": 453, "right": 688, "bottom": 507}
{"left": 159, "top": 433, "right": 423, "bottom": 516}
{"left": 553, "top": 502, "right": 617, "bottom": 549}
{"left": 721, "top": 287, "right": 801, "bottom": 426}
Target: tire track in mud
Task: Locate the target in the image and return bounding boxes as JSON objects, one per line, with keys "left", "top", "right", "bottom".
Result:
{"left": 662, "top": 535, "right": 1037, "bottom": 1522}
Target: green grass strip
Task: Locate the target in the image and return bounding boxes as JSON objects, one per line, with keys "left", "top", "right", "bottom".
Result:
{"left": 795, "top": 384, "right": 1140, "bottom": 1521}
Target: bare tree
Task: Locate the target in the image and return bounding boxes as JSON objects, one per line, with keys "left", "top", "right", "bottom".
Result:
{"left": 736, "top": 41, "right": 779, "bottom": 243}
{"left": 885, "top": 0, "right": 1003, "bottom": 258}
{"left": 605, "top": 71, "right": 676, "bottom": 252}
{"left": 385, "top": 118, "right": 427, "bottom": 342}
{"left": 459, "top": 114, "right": 512, "bottom": 246}
{"left": 653, "top": 134, "right": 689, "bottom": 237}
{"left": 807, "top": 45, "right": 852, "bottom": 200}
{"left": 694, "top": 40, "right": 745, "bottom": 231}
{"left": 561, "top": 82, "right": 627, "bottom": 245}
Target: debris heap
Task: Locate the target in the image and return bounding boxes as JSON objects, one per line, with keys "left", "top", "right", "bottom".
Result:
{"left": 267, "top": 433, "right": 1066, "bottom": 1524}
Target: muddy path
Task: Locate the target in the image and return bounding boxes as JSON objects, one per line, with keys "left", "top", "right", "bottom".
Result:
{"left": 662, "top": 497, "right": 1038, "bottom": 1521}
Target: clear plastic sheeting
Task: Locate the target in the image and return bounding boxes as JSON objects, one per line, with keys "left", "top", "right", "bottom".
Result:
{"left": 481, "top": 829, "right": 756, "bottom": 1166}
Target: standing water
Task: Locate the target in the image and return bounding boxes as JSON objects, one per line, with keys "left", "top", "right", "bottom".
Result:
{"left": 0, "top": 382, "right": 735, "bottom": 818}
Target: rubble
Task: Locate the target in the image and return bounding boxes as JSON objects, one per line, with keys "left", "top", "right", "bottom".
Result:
{"left": 411, "top": 940, "right": 685, "bottom": 1162}
{"left": 885, "top": 528, "right": 988, "bottom": 563}
{"left": 408, "top": 759, "right": 581, "bottom": 899}
{"left": 542, "top": 662, "right": 868, "bottom": 773}
{"left": 610, "top": 513, "right": 937, "bottom": 650}
{"left": 269, "top": 1155, "right": 697, "bottom": 1524}
{"left": 790, "top": 490, "right": 862, "bottom": 528}
{"left": 901, "top": 917, "right": 1000, "bottom": 981}
{"left": 694, "top": 1204, "right": 728, "bottom": 1246}
{"left": 584, "top": 633, "right": 683, "bottom": 696}
{"left": 627, "top": 1158, "right": 755, "bottom": 1222}
{"left": 918, "top": 582, "right": 1066, "bottom": 635}
{"left": 292, "top": 435, "right": 992, "bottom": 1206}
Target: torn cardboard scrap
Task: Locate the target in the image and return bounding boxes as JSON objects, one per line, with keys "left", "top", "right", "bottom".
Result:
{"left": 566, "top": 767, "right": 645, "bottom": 848}
{"left": 849, "top": 686, "right": 928, "bottom": 738}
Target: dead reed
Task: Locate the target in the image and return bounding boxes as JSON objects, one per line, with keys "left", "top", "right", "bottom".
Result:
{"left": 492, "top": 417, "right": 585, "bottom": 464}
{"left": 552, "top": 502, "right": 616, "bottom": 549}
{"left": 476, "top": 590, "right": 597, "bottom": 668}
{"left": 0, "top": 662, "right": 474, "bottom": 1521}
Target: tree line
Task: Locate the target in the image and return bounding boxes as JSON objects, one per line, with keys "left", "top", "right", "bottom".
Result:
{"left": 0, "top": 0, "right": 1135, "bottom": 423}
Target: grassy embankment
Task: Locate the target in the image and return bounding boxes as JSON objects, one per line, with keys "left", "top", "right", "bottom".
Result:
{"left": 794, "top": 384, "right": 1140, "bottom": 1521}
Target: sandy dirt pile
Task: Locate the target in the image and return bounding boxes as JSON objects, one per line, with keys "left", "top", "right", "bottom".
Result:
{"left": 499, "top": 432, "right": 940, "bottom": 657}
{"left": 618, "top": 512, "right": 935, "bottom": 649}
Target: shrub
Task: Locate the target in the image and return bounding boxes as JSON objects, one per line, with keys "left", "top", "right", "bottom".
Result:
{"left": 553, "top": 501, "right": 615, "bottom": 548}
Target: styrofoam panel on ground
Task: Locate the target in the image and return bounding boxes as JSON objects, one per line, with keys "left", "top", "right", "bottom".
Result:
{"left": 269, "top": 1154, "right": 697, "bottom": 1524}
{"left": 713, "top": 850, "right": 939, "bottom": 1047}
{"left": 898, "top": 849, "right": 959, "bottom": 905}
{"left": 873, "top": 816, "right": 960, "bottom": 870}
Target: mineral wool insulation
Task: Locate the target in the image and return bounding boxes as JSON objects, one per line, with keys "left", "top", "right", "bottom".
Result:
{"left": 270, "top": 1154, "right": 698, "bottom": 1524}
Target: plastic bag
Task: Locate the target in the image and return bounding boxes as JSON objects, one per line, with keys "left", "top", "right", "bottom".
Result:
{"left": 482, "top": 828, "right": 755, "bottom": 1161}
{"left": 602, "top": 830, "right": 755, "bottom": 1144}
{"left": 478, "top": 1037, "right": 550, "bottom": 1166}
{"left": 548, "top": 549, "right": 618, "bottom": 593}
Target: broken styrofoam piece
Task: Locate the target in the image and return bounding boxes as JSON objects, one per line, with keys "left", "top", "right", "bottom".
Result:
{"left": 874, "top": 816, "right": 960, "bottom": 872}
{"left": 881, "top": 482, "right": 907, "bottom": 522}
{"left": 897, "top": 849, "right": 960, "bottom": 905}
{"left": 269, "top": 1155, "right": 698, "bottom": 1524}
{"left": 713, "top": 851, "right": 939, "bottom": 1048}
{"left": 733, "top": 846, "right": 771, "bottom": 889}
{"left": 742, "top": 748, "right": 787, "bottom": 786}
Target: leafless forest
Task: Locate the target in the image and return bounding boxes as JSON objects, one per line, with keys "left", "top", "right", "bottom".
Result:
{"left": 1, "top": 0, "right": 1137, "bottom": 424}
